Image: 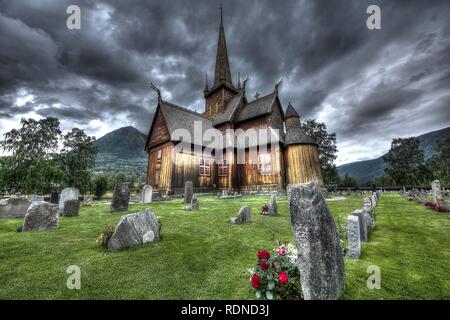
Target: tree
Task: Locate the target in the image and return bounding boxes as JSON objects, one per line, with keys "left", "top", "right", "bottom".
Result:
{"left": 92, "top": 174, "right": 109, "bottom": 199}
{"left": 426, "top": 135, "right": 450, "bottom": 186}
{"left": 302, "top": 119, "right": 339, "bottom": 185}
{"left": 383, "top": 137, "right": 424, "bottom": 186}
{"left": 0, "top": 118, "right": 63, "bottom": 194}
{"left": 61, "top": 128, "right": 97, "bottom": 193}
{"left": 339, "top": 174, "right": 359, "bottom": 188}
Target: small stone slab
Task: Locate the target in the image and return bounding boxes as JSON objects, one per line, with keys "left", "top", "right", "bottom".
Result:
{"left": 230, "top": 206, "right": 252, "bottom": 224}
{"left": 63, "top": 200, "right": 80, "bottom": 217}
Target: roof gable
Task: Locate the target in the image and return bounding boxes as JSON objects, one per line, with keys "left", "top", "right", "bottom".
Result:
{"left": 233, "top": 91, "right": 276, "bottom": 123}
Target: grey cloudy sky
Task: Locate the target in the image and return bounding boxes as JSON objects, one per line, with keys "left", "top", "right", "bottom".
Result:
{"left": 0, "top": 0, "right": 449, "bottom": 165}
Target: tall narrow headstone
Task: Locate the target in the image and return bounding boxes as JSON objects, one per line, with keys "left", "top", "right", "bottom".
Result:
{"left": 431, "top": 180, "right": 444, "bottom": 207}
{"left": 59, "top": 188, "right": 79, "bottom": 213}
{"left": 347, "top": 215, "right": 361, "bottom": 259}
{"left": 287, "top": 183, "right": 345, "bottom": 300}
{"left": 352, "top": 209, "right": 369, "bottom": 241}
{"left": 110, "top": 182, "right": 130, "bottom": 212}
{"left": 268, "top": 195, "right": 278, "bottom": 216}
{"left": 184, "top": 181, "right": 193, "bottom": 204}
{"left": 141, "top": 185, "right": 153, "bottom": 204}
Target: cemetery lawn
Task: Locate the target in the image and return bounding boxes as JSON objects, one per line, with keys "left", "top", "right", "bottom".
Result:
{"left": 0, "top": 194, "right": 449, "bottom": 300}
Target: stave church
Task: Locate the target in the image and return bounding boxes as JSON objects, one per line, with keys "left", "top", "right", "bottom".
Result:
{"left": 145, "top": 10, "right": 323, "bottom": 195}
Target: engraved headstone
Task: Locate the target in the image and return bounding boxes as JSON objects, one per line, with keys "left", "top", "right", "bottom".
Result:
{"left": 141, "top": 185, "right": 153, "bottom": 204}
{"left": 59, "top": 188, "right": 79, "bottom": 213}
{"left": 347, "top": 215, "right": 361, "bottom": 259}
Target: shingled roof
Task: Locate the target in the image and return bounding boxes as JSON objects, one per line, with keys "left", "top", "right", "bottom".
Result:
{"left": 234, "top": 91, "right": 277, "bottom": 123}
{"left": 212, "top": 93, "right": 244, "bottom": 125}
{"left": 284, "top": 102, "right": 300, "bottom": 119}
{"left": 159, "top": 101, "right": 214, "bottom": 142}
{"left": 285, "top": 127, "right": 317, "bottom": 146}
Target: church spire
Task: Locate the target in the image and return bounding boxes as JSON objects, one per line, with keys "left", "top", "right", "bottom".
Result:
{"left": 214, "top": 7, "right": 233, "bottom": 87}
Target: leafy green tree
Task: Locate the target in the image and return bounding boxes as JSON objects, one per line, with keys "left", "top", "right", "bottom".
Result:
{"left": 383, "top": 137, "right": 424, "bottom": 186}
{"left": 61, "top": 128, "right": 97, "bottom": 193}
{"left": 0, "top": 118, "right": 63, "bottom": 194}
{"left": 92, "top": 174, "right": 109, "bottom": 199}
{"left": 426, "top": 135, "right": 450, "bottom": 186}
{"left": 302, "top": 119, "right": 339, "bottom": 185}
{"left": 338, "top": 174, "right": 359, "bottom": 188}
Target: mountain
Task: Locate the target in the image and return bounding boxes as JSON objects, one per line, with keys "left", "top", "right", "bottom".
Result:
{"left": 338, "top": 126, "right": 450, "bottom": 184}
{"left": 93, "top": 126, "right": 148, "bottom": 174}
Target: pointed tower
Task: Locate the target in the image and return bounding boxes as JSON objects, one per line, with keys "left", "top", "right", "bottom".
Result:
{"left": 204, "top": 8, "right": 238, "bottom": 118}
{"left": 283, "top": 102, "right": 324, "bottom": 186}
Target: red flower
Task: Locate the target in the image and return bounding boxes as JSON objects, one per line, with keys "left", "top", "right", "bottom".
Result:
{"left": 259, "top": 261, "right": 269, "bottom": 271}
{"left": 257, "top": 250, "right": 271, "bottom": 260}
{"left": 250, "top": 274, "right": 261, "bottom": 289}
{"left": 278, "top": 272, "right": 289, "bottom": 285}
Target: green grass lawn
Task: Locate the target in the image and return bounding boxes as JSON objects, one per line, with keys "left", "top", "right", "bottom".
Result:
{"left": 0, "top": 193, "right": 449, "bottom": 299}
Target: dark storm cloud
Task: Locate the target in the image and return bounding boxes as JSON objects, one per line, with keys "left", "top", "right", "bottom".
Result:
{"left": 0, "top": 0, "right": 449, "bottom": 163}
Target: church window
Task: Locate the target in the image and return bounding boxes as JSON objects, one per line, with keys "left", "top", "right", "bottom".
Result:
{"left": 218, "top": 159, "right": 228, "bottom": 177}
{"left": 199, "top": 157, "right": 211, "bottom": 176}
{"left": 258, "top": 153, "right": 272, "bottom": 174}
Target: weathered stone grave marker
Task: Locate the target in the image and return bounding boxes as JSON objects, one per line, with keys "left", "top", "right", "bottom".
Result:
{"left": 347, "top": 215, "right": 361, "bottom": 259}
{"left": 110, "top": 182, "right": 130, "bottom": 212}
{"left": 287, "top": 182, "right": 345, "bottom": 300}
{"left": 59, "top": 187, "right": 79, "bottom": 213}
{"left": 184, "top": 181, "right": 193, "bottom": 204}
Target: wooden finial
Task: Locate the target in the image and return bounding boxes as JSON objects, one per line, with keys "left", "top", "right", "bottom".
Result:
{"left": 275, "top": 78, "right": 283, "bottom": 93}
{"left": 149, "top": 82, "right": 162, "bottom": 103}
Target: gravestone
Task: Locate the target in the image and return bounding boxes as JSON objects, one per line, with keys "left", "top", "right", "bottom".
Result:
{"left": 347, "top": 215, "right": 361, "bottom": 259}
{"left": 22, "top": 202, "right": 59, "bottom": 232}
{"left": 191, "top": 196, "right": 199, "bottom": 210}
{"left": 63, "top": 200, "right": 80, "bottom": 216}
{"left": 268, "top": 195, "right": 277, "bottom": 216}
{"left": 363, "top": 197, "right": 372, "bottom": 209}
{"left": 371, "top": 194, "right": 377, "bottom": 207}
{"left": 59, "top": 188, "right": 79, "bottom": 213}
{"left": 0, "top": 197, "right": 31, "bottom": 219}
{"left": 230, "top": 206, "right": 252, "bottom": 224}
{"left": 50, "top": 191, "right": 59, "bottom": 204}
{"left": 222, "top": 189, "right": 229, "bottom": 198}
{"left": 287, "top": 183, "right": 345, "bottom": 300}
{"left": 141, "top": 185, "right": 153, "bottom": 204}
{"left": 108, "top": 208, "right": 160, "bottom": 251}
{"left": 184, "top": 181, "right": 193, "bottom": 204}
{"left": 83, "top": 195, "right": 93, "bottom": 206}
{"left": 431, "top": 180, "right": 444, "bottom": 207}
{"left": 352, "top": 209, "right": 369, "bottom": 241}
{"left": 110, "top": 182, "right": 130, "bottom": 212}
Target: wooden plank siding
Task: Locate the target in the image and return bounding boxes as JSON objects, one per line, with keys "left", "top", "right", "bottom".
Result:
{"left": 147, "top": 142, "right": 174, "bottom": 190}
{"left": 237, "top": 146, "right": 284, "bottom": 190}
{"left": 284, "top": 144, "right": 323, "bottom": 186}
{"left": 147, "top": 109, "right": 171, "bottom": 149}
{"left": 172, "top": 151, "right": 216, "bottom": 190}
